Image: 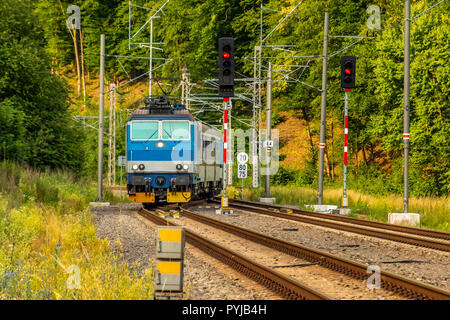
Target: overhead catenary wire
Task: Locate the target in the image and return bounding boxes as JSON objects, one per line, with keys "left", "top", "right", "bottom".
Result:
{"left": 411, "top": 0, "right": 447, "bottom": 20}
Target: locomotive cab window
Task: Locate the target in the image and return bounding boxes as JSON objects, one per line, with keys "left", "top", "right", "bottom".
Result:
{"left": 131, "top": 121, "right": 159, "bottom": 140}
{"left": 162, "top": 121, "right": 190, "bottom": 140}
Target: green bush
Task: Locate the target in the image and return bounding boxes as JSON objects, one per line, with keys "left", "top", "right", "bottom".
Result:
{"left": 0, "top": 161, "right": 21, "bottom": 193}
{"left": 35, "top": 179, "right": 59, "bottom": 205}
{"left": 0, "top": 162, "right": 154, "bottom": 299}
{"left": 271, "top": 166, "right": 297, "bottom": 185}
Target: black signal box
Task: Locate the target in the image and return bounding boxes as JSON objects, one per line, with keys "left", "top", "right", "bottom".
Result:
{"left": 340, "top": 55, "right": 356, "bottom": 89}
{"left": 218, "top": 37, "right": 235, "bottom": 97}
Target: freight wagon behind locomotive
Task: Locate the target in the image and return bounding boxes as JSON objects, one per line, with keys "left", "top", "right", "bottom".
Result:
{"left": 126, "top": 95, "right": 223, "bottom": 206}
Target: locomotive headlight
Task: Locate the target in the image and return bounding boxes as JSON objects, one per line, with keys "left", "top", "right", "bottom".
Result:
{"left": 132, "top": 164, "right": 138, "bottom": 170}
{"left": 176, "top": 164, "right": 182, "bottom": 170}
{"left": 155, "top": 142, "right": 165, "bottom": 148}
{"left": 138, "top": 164, "right": 145, "bottom": 170}
{"left": 183, "top": 164, "right": 189, "bottom": 170}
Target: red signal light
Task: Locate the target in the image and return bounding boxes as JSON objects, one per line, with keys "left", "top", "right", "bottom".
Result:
{"left": 345, "top": 69, "right": 351, "bottom": 74}
{"left": 223, "top": 52, "right": 230, "bottom": 59}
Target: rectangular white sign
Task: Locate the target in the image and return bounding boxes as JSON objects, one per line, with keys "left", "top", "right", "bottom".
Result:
{"left": 118, "top": 156, "right": 126, "bottom": 167}
{"left": 238, "top": 163, "right": 247, "bottom": 179}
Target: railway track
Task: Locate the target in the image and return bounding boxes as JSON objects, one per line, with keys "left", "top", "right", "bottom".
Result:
{"left": 138, "top": 206, "right": 331, "bottom": 300}
{"left": 179, "top": 202, "right": 450, "bottom": 300}
{"left": 213, "top": 199, "right": 450, "bottom": 252}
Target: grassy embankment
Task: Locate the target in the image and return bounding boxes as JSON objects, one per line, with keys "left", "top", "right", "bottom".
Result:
{"left": 229, "top": 186, "right": 449, "bottom": 232}
{"left": 0, "top": 162, "right": 153, "bottom": 299}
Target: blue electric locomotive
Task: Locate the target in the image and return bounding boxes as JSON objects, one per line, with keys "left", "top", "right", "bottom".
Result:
{"left": 126, "top": 95, "right": 223, "bottom": 206}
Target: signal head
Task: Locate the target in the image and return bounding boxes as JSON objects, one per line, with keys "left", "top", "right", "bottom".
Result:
{"left": 218, "top": 37, "right": 235, "bottom": 97}
{"left": 340, "top": 55, "right": 356, "bottom": 89}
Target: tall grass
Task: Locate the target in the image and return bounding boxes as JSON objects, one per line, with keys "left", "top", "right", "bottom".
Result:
{"left": 0, "top": 162, "right": 153, "bottom": 299}
{"left": 229, "top": 185, "right": 449, "bottom": 232}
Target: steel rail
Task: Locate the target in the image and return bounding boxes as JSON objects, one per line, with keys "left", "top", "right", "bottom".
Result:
{"left": 180, "top": 203, "right": 450, "bottom": 300}
{"left": 227, "top": 199, "right": 450, "bottom": 241}
{"left": 216, "top": 199, "right": 450, "bottom": 252}
{"left": 138, "top": 208, "right": 330, "bottom": 300}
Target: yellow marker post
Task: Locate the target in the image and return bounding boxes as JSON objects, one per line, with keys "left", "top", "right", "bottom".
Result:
{"left": 155, "top": 226, "right": 185, "bottom": 299}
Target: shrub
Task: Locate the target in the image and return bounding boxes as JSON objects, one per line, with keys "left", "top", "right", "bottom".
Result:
{"left": 271, "top": 166, "right": 297, "bottom": 185}
{"left": 35, "top": 179, "right": 59, "bottom": 205}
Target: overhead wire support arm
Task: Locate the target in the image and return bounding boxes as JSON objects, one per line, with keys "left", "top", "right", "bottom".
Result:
{"left": 189, "top": 97, "right": 254, "bottom": 128}
{"left": 328, "top": 38, "right": 366, "bottom": 59}
{"left": 329, "top": 35, "right": 375, "bottom": 39}
{"left": 130, "top": 3, "right": 156, "bottom": 11}
{"left": 262, "top": 66, "right": 321, "bottom": 92}
{"left": 103, "top": 71, "right": 150, "bottom": 94}
{"left": 250, "top": 55, "right": 321, "bottom": 60}
{"left": 273, "top": 47, "right": 296, "bottom": 53}
{"left": 105, "top": 54, "right": 169, "bottom": 60}
{"left": 272, "top": 64, "right": 310, "bottom": 67}
{"left": 263, "top": 7, "right": 291, "bottom": 14}
{"left": 133, "top": 42, "right": 165, "bottom": 45}
{"left": 262, "top": 0, "right": 304, "bottom": 43}
{"left": 152, "top": 58, "right": 174, "bottom": 72}
{"left": 262, "top": 44, "right": 297, "bottom": 48}
{"left": 138, "top": 45, "right": 164, "bottom": 51}
{"left": 117, "top": 59, "right": 131, "bottom": 80}
{"left": 129, "top": 0, "right": 170, "bottom": 41}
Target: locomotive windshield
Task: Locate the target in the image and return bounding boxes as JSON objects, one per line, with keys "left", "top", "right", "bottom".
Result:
{"left": 131, "top": 121, "right": 159, "bottom": 140}
{"left": 162, "top": 121, "right": 189, "bottom": 140}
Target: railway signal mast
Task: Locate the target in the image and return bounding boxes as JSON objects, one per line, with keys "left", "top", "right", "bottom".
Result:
{"left": 218, "top": 38, "right": 235, "bottom": 214}
{"left": 340, "top": 55, "right": 356, "bottom": 210}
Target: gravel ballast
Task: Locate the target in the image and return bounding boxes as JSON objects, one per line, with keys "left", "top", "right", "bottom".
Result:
{"left": 192, "top": 206, "right": 450, "bottom": 291}
{"left": 92, "top": 204, "right": 281, "bottom": 300}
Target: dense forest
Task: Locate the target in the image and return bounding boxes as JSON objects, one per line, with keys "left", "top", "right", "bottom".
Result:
{"left": 0, "top": 0, "right": 448, "bottom": 196}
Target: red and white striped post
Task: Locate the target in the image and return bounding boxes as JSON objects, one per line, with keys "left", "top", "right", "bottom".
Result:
{"left": 344, "top": 111, "right": 349, "bottom": 167}
{"left": 221, "top": 97, "right": 229, "bottom": 209}
{"left": 342, "top": 88, "right": 350, "bottom": 208}
{"left": 223, "top": 104, "right": 228, "bottom": 164}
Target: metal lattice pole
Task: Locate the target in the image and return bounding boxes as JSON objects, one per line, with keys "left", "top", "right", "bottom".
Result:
{"left": 108, "top": 84, "right": 113, "bottom": 186}
{"left": 182, "top": 68, "right": 186, "bottom": 106}
{"left": 252, "top": 46, "right": 260, "bottom": 188}
{"left": 264, "top": 63, "right": 273, "bottom": 198}
{"left": 186, "top": 70, "right": 191, "bottom": 110}
{"left": 264, "top": 63, "right": 272, "bottom": 198}
{"left": 149, "top": 19, "right": 153, "bottom": 97}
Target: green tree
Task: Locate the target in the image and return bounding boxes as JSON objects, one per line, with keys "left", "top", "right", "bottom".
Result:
{"left": 0, "top": 0, "right": 84, "bottom": 171}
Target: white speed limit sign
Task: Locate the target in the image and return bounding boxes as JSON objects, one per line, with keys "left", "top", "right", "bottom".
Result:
{"left": 238, "top": 163, "right": 248, "bottom": 178}
{"left": 237, "top": 152, "right": 249, "bottom": 164}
